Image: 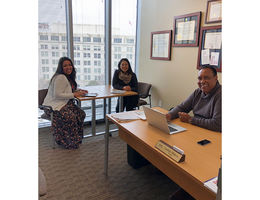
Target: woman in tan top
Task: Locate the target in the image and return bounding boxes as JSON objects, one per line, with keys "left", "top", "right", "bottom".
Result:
{"left": 43, "top": 57, "right": 88, "bottom": 149}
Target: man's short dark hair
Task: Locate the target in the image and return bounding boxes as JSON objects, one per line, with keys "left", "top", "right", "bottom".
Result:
{"left": 201, "top": 65, "right": 217, "bottom": 76}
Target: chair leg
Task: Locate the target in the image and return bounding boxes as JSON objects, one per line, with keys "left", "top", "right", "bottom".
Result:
{"left": 52, "top": 134, "right": 56, "bottom": 149}
{"left": 149, "top": 95, "right": 152, "bottom": 108}
{"left": 50, "top": 113, "right": 55, "bottom": 149}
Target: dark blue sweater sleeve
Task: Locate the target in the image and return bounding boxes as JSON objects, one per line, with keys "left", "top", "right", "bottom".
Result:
{"left": 130, "top": 73, "right": 138, "bottom": 92}
{"left": 112, "top": 70, "right": 124, "bottom": 90}
{"left": 112, "top": 70, "right": 138, "bottom": 92}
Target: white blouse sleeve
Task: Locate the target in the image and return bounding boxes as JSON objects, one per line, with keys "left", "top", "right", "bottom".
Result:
{"left": 53, "top": 75, "right": 74, "bottom": 99}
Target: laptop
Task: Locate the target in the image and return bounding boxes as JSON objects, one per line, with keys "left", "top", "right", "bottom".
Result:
{"left": 143, "top": 106, "right": 186, "bottom": 135}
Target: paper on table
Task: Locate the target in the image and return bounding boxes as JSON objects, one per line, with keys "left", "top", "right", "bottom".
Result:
{"left": 135, "top": 111, "right": 146, "bottom": 120}
{"left": 83, "top": 93, "right": 98, "bottom": 97}
{"left": 111, "top": 112, "right": 140, "bottom": 121}
{"left": 204, "top": 176, "right": 218, "bottom": 194}
{"left": 111, "top": 89, "right": 126, "bottom": 94}
{"left": 111, "top": 111, "right": 146, "bottom": 122}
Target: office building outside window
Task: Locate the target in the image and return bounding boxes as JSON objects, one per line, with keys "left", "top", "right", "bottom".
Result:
{"left": 51, "top": 35, "right": 59, "bottom": 41}
{"left": 83, "top": 37, "right": 91, "bottom": 42}
{"left": 38, "top": 0, "right": 137, "bottom": 127}
{"left": 111, "top": 0, "right": 137, "bottom": 74}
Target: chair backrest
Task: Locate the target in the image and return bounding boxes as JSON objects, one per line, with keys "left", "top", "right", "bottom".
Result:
{"left": 39, "top": 89, "right": 48, "bottom": 106}
{"left": 138, "top": 82, "right": 152, "bottom": 98}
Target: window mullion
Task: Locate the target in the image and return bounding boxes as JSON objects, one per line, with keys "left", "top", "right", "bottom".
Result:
{"left": 65, "top": 0, "right": 74, "bottom": 62}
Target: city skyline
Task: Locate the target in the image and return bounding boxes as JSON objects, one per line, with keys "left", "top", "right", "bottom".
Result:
{"left": 38, "top": 22, "right": 136, "bottom": 89}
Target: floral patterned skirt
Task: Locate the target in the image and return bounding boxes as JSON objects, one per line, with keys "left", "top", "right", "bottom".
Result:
{"left": 45, "top": 100, "right": 86, "bottom": 149}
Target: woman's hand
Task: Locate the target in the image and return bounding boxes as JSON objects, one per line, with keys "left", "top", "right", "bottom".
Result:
{"left": 79, "top": 89, "right": 88, "bottom": 93}
{"left": 122, "top": 86, "right": 131, "bottom": 91}
{"left": 73, "top": 90, "right": 88, "bottom": 97}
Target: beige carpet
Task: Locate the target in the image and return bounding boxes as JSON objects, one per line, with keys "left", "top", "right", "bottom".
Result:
{"left": 39, "top": 124, "right": 179, "bottom": 200}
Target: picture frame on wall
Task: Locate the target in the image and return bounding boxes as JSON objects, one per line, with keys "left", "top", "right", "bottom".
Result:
{"left": 197, "top": 25, "right": 222, "bottom": 72}
{"left": 205, "top": 0, "right": 222, "bottom": 24}
{"left": 172, "top": 12, "right": 201, "bottom": 47}
{"left": 150, "top": 30, "right": 172, "bottom": 60}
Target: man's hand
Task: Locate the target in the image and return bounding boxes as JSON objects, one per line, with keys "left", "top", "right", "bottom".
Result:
{"left": 178, "top": 112, "right": 192, "bottom": 123}
{"left": 166, "top": 113, "right": 171, "bottom": 122}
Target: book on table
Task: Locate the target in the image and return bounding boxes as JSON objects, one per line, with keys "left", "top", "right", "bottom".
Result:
{"left": 111, "top": 89, "right": 126, "bottom": 94}
{"left": 83, "top": 93, "right": 98, "bottom": 97}
{"left": 111, "top": 111, "right": 146, "bottom": 122}
{"left": 204, "top": 176, "right": 218, "bottom": 194}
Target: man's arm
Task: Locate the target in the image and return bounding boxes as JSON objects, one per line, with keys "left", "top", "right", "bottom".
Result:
{"left": 168, "top": 92, "right": 194, "bottom": 120}
{"left": 191, "top": 95, "right": 221, "bottom": 132}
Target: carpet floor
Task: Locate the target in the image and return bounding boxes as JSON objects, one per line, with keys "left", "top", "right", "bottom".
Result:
{"left": 39, "top": 124, "right": 180, "bottom": 200}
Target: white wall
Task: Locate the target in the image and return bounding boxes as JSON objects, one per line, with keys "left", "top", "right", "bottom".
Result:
{"left": 138, "top": 0, "right": 222, "bottom": 110}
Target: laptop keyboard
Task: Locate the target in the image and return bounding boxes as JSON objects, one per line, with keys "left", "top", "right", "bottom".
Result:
{"left": 168, "top": 126, "right": 178, "bottom": 132}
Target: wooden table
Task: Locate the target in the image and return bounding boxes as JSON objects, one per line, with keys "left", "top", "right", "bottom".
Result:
{"left": 77, "top": 85, "right": 137, "bottom": 136}
{"left": 104, "top": 107, "right": 221, "bottom": 200}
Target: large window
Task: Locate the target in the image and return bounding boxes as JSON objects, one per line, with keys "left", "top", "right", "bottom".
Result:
{"left": 72, "top": 0, "right": 105, "bottom": 87}
{"left": 38, "top": 0, "right": 67, "bottom": 90}
{"left": 112, "top": 0, "right": 137, "bottom": 74}
{"left": 38, "top": 0, "right": 138, "bottom": 128}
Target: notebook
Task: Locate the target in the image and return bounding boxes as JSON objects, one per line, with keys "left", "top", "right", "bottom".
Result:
{"left": 143, "top": 107, "right": 186, "bottom": 135}
{"left": 83, "top": 93, "right": 98, "bottom": 97}
{"left": 111, "top": 89, "right": 126, "bottom": 94}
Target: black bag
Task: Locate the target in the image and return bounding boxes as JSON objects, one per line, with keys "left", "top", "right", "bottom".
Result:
{"left": 127, "top": 144, "right": 150, "bottom": 169}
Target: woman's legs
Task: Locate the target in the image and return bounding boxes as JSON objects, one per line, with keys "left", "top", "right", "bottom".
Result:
{"left": 125, "top": 95, "right": 139, "bottom": 111}
{"left": 116, "top": 95, "right": 139, "bottom": 112}
{"left": 52, "top": 101, "right": 86, "bottom": 149}
{"left": 116, "top": 97, "right": 126, "bottom": 113}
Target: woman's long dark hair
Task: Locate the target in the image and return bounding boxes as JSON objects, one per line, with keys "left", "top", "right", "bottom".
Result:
{"left": 117, "top": 58, "right": 133, "bottom": 74}
{"left": 49, "top": 57, "right": 77, "bottom": 89}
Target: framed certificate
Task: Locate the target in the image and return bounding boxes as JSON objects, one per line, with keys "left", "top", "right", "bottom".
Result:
{"left": 197, "top": 25, "right": 222, "bottom": 72}
{"left": 150, "top": 30, "right": 172, "bottom": 60}
{"left": 173, "top": 12, "right": 201, "bottom": 47}
{"left": 205, "top": 0, "right": 222, "bottom": 24}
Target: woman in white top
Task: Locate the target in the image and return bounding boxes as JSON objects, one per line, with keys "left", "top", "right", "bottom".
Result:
{"left": 43, "top": 57, "right": 88, "bottom": 149}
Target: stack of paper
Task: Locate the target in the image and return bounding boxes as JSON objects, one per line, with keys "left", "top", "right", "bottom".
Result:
{"left": 204, "top": 176, "right": 218, "bottom": 194}
{"left": 135, "top": 111, "right": 146, "bottom": 120}
{"left": 111, "top": 89, "right": 126, "bottom": 94}
{"left": 83, "top": 93, "right": 98, "bottom": 97}
{"left": 111, "top": 112, "right": 140, "bottom": 121}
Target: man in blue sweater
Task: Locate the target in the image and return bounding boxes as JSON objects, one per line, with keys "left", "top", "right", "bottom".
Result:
{"left": 166, "top": 66, "right": 222, "bottom": 132}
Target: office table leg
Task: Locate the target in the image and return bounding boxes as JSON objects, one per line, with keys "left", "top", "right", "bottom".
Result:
{"left": 103, "top": 99, "right": 106, "bottom": 120}
{"left": 108, "top": 98, "right": 111, "bottom": 114}
{"left": 92, "top": 99, "right": 96, "bottom": 136}
{"left": 119, "top": 96, "right": 123, "bottom": 112}
{"left": 77, "top": 98, "right": 81, "bottom": 107}
{"left": 104, "top": 117, "right": 109, "bottom": 176}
